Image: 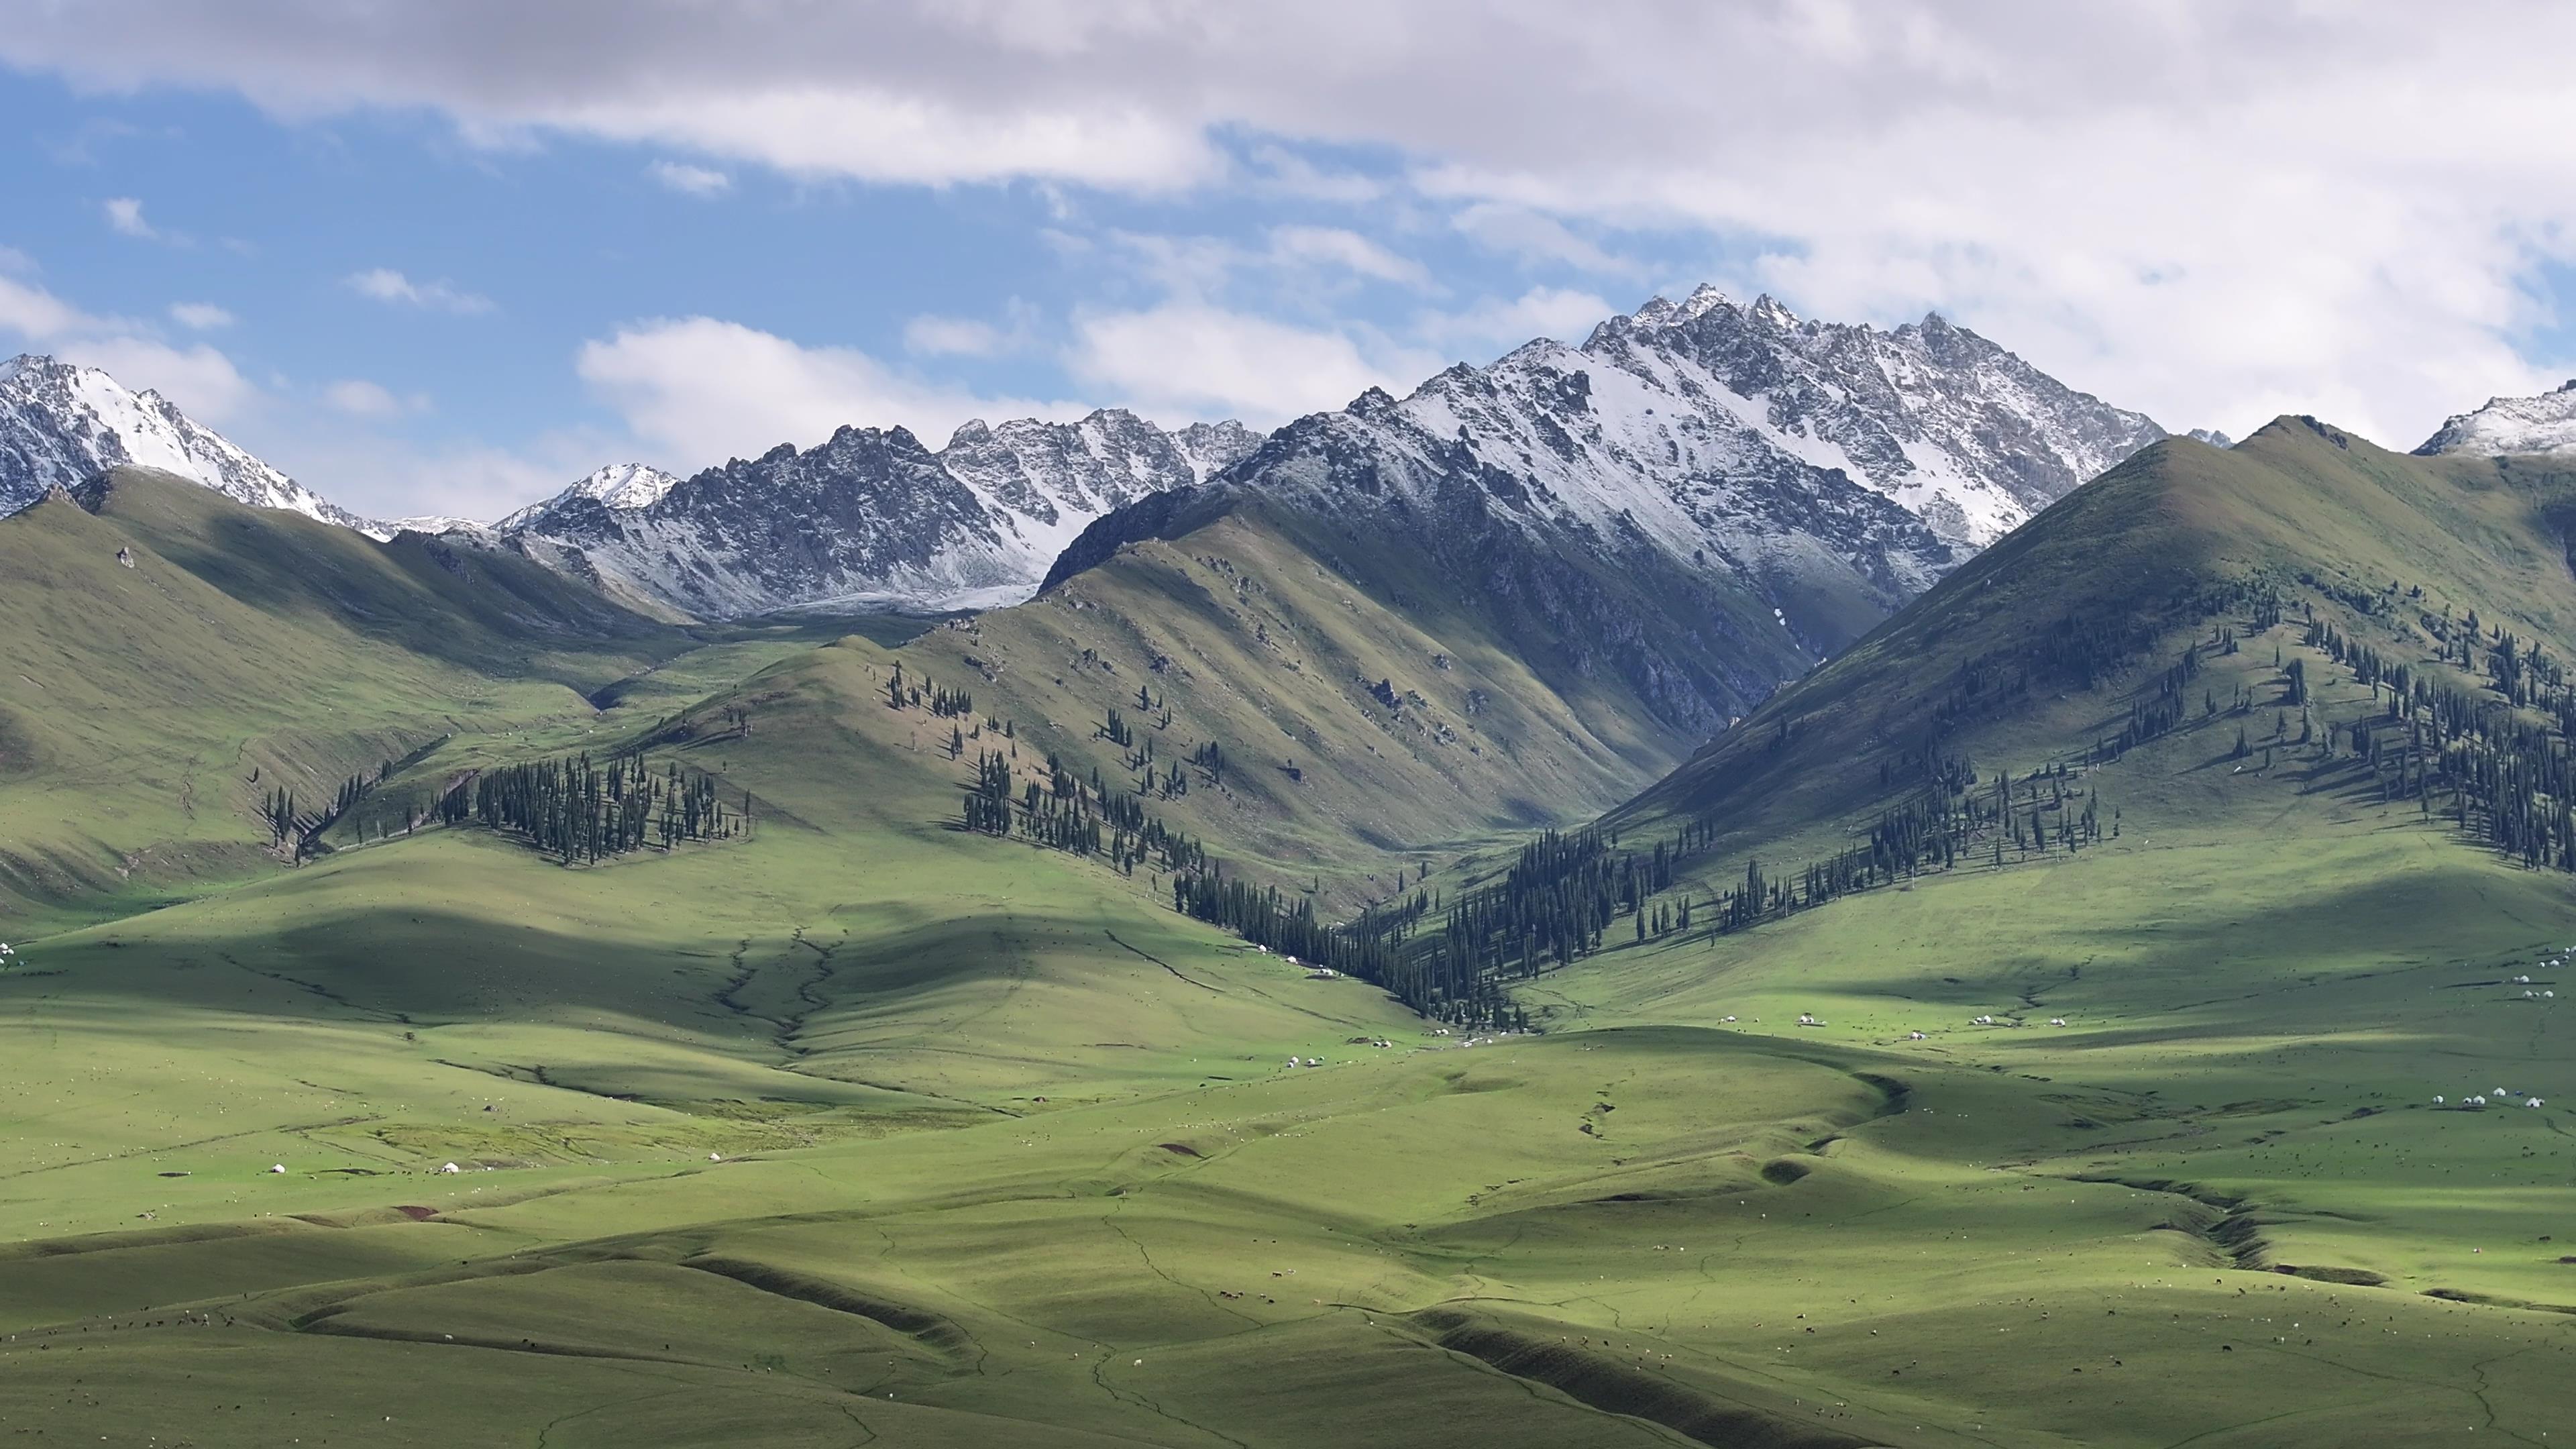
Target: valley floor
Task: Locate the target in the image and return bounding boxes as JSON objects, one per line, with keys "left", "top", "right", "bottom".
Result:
{"left": 3, "top": 810, "right": 2573, "bottom": 1448}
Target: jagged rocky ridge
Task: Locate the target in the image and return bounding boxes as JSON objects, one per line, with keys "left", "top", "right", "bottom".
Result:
{"left": 0, "top": 354, "right": 381, "bottom": 534}
{"left": 484, "top": 412, "right": 1260, "bottom": 616}
{"left": 2416, "top": 379, "right": 2576, "bottom": 458}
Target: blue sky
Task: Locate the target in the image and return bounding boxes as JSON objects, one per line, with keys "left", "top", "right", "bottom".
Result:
{"left": 2, "top": 3, "right": 2571, "bottom": 521}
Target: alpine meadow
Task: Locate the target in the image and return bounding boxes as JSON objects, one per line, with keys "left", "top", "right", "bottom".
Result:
{"left": 5, "top": 9, "right": 2576, "bottom": 1447}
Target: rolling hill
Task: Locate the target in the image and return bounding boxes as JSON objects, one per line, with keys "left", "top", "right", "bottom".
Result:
{"left": 5, "top": 412, "right": 2576, "bottom": 1446}
{"left": 0, "top": 467, "right": 691, "bottom": 926}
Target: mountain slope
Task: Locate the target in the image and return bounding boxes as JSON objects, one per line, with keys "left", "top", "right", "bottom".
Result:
{"left": 0, "top": 468, "right": 689, "bottom": 924}
{"left": 0, "top": 354, "right": 380, "bottom": 534}
{"left": 492, "top": 411, "right": 1260, "bottom": 617}
{"left": 1603, "top": 416, "right": 2576, "bottom": 867}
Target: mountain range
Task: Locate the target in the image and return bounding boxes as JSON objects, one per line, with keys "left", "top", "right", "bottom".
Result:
{"left": 0, "top": 289, "right": 2174, "bottom": 633}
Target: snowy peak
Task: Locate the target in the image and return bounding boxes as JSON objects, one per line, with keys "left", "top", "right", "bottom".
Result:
{"left": 491, "top": 409, "right": 1263, "bottom": 618}
{"left": 494, "top": 462, "right": 684, "bottom": 531}
{"left": 2414, "top": 380, "right": 2576, "bottom": 458}
{"left": 1568, "top": 288, "right": 2164, "bottom": 546}
{"left": 0, "top": 354, "right": 382, "bottom": 535}
{"left": 570, "top": 462, "right": 683, "bottom": 511}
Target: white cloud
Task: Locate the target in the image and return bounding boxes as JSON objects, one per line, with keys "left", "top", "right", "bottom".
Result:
{"left": 345, "top": 267, "right": 494, "bottom": 315}
{"left": 1266, "top": 225, "right": 1429, "bottom": 288}
{"left": 13, "top": 3, "right": 2576, "bottom": 439}
{"left": 103, "top": 196, "right": 155, "bottom": 237}
{"left": 0, "top": 271, "right": 256, "bottom": 421}
{"left": 321, "top": 378, "right": 429, "bottom": 418}
{"left": 903, "top": 317, "right": 1004, "bottom": 358}
{"left": 0, "top": 273, "right": 93, "bottom": 341}
{"left": 168, "top": 301, "right": 233, "bottom": 329}
{"left": 1450, "top": 204, "right": 1640, "bottom": 278}
{"left": 1066, "top": 303, "right": 1440, "bottom": 425}
{"left": 252, "top": 428, "right": 619, "bottom": 525}
{"left": 1415, "top": 286, "right": 1615, "bottom": 355}
{"left": 577, "top": 315, "right": 1081, "bottom": 467}
{"left": 648, "top": 158, "right": 730, "bottom": 196}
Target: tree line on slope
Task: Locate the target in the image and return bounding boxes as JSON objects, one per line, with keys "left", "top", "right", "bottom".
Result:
{"left": 438, "top": 752, "right": 747, "bottom": 865}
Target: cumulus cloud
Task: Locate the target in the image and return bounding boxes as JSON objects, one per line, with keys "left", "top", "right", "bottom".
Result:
{"left": 1066, "top": 303, "right": 1441, "bottom": 425}
{"left": 168, "top": 301, "right": 233, "bottom": 329}
{"left": 1415, "top": 286, "right": 1615, "bottom": 354}
{"left": 322, "top": 378, "right": 429, "bottom": 418}
{"left": 578, "top": 315, "right": 1081, "bottom": 467}
{"left": 103, "top": 196, "right": 154, "bottom": 237}
{"left": 1265, "top": 225, "right": 1430, "bottom": 288}
{"left": 648, "top": 158, "right": 730, "bottom": 195}
{"left": 0, "top": 271, "right": 255, "bottom": 420}
{"left": 11, "top": 3, "right": 2576, "bottom": 439}
{"left": 345, "top": 267, "right": 494, "bottom": 315}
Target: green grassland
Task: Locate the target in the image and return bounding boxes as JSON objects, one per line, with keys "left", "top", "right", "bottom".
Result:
{"left": 3, "top": 431, "right": 2576, "bottom": 1444}
{"left": 0, "top": 470, "right": 696, "bottom": 929}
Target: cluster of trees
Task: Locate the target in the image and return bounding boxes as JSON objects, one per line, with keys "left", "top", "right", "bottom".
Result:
{"left": 258, "top": 758, "right": 398, "bottom": 860}
{"left": 457, "top": 753, "right": 746, "bottom": 864}
{"left": 884, "top": 661, "right": 975, "bottom": 718}
{"left": 2307, "top": 614, "right": 2576, "bottom": 870}
{"left": 961, "top": 748, "right": 1205, "bottom": 877}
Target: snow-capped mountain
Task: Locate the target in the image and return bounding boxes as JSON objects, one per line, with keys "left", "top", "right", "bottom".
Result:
{"left": 488, "top": 411, "right": 1260, "bottom": 616}
{"left": 0, "top": 354, "right": 382, "bottom": 534}
{"left": 1538, "top": 287, "right": 2163, "bottom": 549}
{"left": 1040, "top": 289, "right": 2167, "bottom": 731}
{"left": 495, "top": 463, "right": 683, "bottom": 531}
{"left": 2414, "top": 380, "right": 2576, "bottom": 458}
{"left": 1076, "top": 286, "right": 2162, "bottom": 622}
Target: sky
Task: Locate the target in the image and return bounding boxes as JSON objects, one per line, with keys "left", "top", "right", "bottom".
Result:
{"left": 1, "top": 1, "right": 2573, "bottom": 523}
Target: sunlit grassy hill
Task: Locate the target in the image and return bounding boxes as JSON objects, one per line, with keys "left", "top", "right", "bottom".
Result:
{"left": 0, "top": 468, "right": 693, "bottom": 926}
